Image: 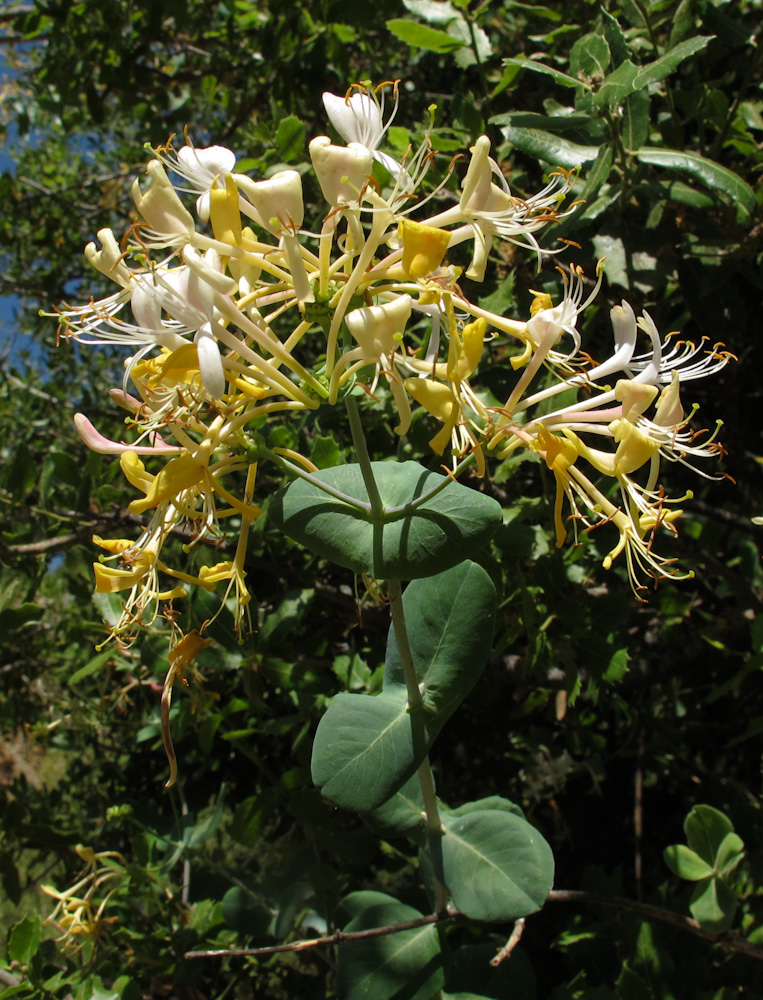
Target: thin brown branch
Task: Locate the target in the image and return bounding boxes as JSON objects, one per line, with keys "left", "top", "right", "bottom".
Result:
{"left": 185, "top": 907, "right": 461, "bottom": 959}
{"left": 185, "top": 891, "right": 763, "bottom": 963}
{"left": 547, "top": 890, "right": 763, "bottom": 961}
{"left": 4, "top": 531, "right": 83, "bottom": 554}
{"left": 491, "top": 917, "right": 525, "bottom": 966}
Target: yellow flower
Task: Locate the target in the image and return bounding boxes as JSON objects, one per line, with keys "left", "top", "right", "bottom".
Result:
{"left": 399, "top": 220, "right": 451, "bottom": 280}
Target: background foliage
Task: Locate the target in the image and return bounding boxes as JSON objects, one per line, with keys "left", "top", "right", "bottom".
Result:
{"left": 1, "top": 0, "right": 763, "bottom": 997}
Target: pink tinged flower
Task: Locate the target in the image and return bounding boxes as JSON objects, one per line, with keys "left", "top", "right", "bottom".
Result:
{"left": 73, "top": 413, "right": 181, "bottom": 455}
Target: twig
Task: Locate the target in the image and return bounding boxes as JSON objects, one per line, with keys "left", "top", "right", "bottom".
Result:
{"left": 185, "top": 891, "right": 763, "bottom": 963}
{"left": 185, "top": 907, "right": 460, "bottom": 959}
{"left": 546, "top": 890, "right": 763, "bottom": 960}
{"left": 491, "top": 918, "right": 525, "bottom": 966}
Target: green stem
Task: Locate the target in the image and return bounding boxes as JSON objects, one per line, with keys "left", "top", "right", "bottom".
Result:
{"left": 345, "top": 396, "right": 384, "bottom": 518}
{"left": 387, "top": 579, "right": 448, "bottom": 912}
{"left": 602, "top": 107, "right": 630, "bottom": 193}
{"left": 262, "top": 446, "right": 372, "bottom": 512}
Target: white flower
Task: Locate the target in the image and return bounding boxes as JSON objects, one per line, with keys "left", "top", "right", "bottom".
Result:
{"left": 309, "top": 136, "right": 373, "bottom": 208}
{"left": 322, "top": 88, "right": 403, "bottom": 180}
{"left": 173, "top": 144, "right": 237, "bottom": 220}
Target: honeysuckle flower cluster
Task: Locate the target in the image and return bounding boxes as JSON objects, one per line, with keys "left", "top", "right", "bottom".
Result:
{"left": 56, "top": 80, "right": 730, "bottom": 659}
{"left": 42, "top": 845, "right": 127, "bottom": 948}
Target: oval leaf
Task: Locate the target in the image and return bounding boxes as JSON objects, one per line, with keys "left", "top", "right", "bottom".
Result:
{"left": 335, "top": 895, "right": 445, "bottom": 1000}
{"left": 364, "top": 773, "right": 427, "bottom": 840}
{"left": 313, "top": 563, "right": 497, "bottom": 812}
{"left": 269, "top": 461, "right": 502, "bottom": 579}
{"left": 384, "top": 562, "right": 497, "bottom": 721}
{"left": 636, "top": 147, "right": 756, "bottom": 215}
{"left": 663, "top": 844, "right": 714, "bottom": 881}
{"left": 440, "top": 810, "right": 554, "bottom": 921}
{"left": 311, "top": 689, "right": 431, "bottom": 812}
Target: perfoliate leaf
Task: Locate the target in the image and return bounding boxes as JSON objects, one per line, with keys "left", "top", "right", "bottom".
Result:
{"left": 312, "top": 563, "right": 496, "bottom": 812}
{"left": 684, "top": 804, "right": 734, "bottom": 865}
{"left": 663, "top": 844, "right": 714, "bottom": 881}
{"left": 689, "top": 877, "right": 738, "bottom": 933}
{"left": 269, "top": 462, "right": 502, "bottom": 579}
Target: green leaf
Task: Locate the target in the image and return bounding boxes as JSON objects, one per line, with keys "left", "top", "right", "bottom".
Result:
{"left": 386, "top": 18, "right": 464, "bottom": 52}
{"left": 663, "top": 844, "right": 714, "bottom": 881}
{"left": 634, "top": 35, "right": 712, "bottom": 87}
{"left": 438, "top": 809, "right": 554, "bottom": 921}
{"left": 499, "top": 125, "right": 599, "bottom": 167}
{"left": 8, "top": 914, "right": 40, "bottom": 966}
{"left": 490, "top": 111, "right": 598, "bottom": 134}
{"left": 402, "top": 0, "right": 460, "bottom": 24}
{"left": 601, "top": 9, "right": 630, "bottom": 66}
{"left": 636, "top": 147, "right": 756, "bottom": 215}
{"left": 221, "top": 885, "right": 272, "bottom": 936}
{"left": 622, "top": 90, "right": 650, "bottom": 150}
{"left": 335, "top": 894, "right": 445, "bottom": 1000}
{"left": 502, "top": 57, "right": 589, "bottom": 91}
{"left": 595, "top": 36, "right": 713, "bottom": 109}
{"left": 269, "top": 462, "right": 502, "bottom": 579}
{"left": 448, "top": 795, "right": 525, "bottom": 821}
{"left": 715, "top": 831, "right": 745, "bottom": 877}
{"left": 311, "top": 690, "right": 426, "bottom": 811}
{"left": 384, "top": 562, "right": 497, "bottom": 722}
{"left": 578, "top": 143, "right": 614, "bottom": 216}
{"left": 309, "top": 433, "right": 342, "bottom": 470}
{"left": 684, "top": 804, "right": 734, "bottom": 865}
{"left": 69, "top": 649, "right": 113, "bottom": 686}
{"left": 689, "top": 877, "right": 738, "bottom": 933}
{"left": 363, "top": 773, "right": 427, "bottom": 840}
{"left": 593, "top": 59, "right": 639, "bottom": 109}
{"left": 275, "top": 115, "right": 304, "bottom": 161}
{"left": 312, "top": 563, "right": 497, "bottom": 811}
{"left": 569, "top": 33, "right": 611, "bottom": 80}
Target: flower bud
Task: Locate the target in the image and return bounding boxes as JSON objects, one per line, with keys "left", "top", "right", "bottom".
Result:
{"left": 132, "top": 160, "right": 195, "bottom": 238}
{"left": 235, "top": 170, "right": 304, "bottom": 236}
{"left": 309, "top": 136, "right": 373, "bottom": 207}
{"left": 85, "top": 229, "right": 131, "bottom": 287}
{"left": 345, "top": 295, "right": 412, "bottom": 359}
